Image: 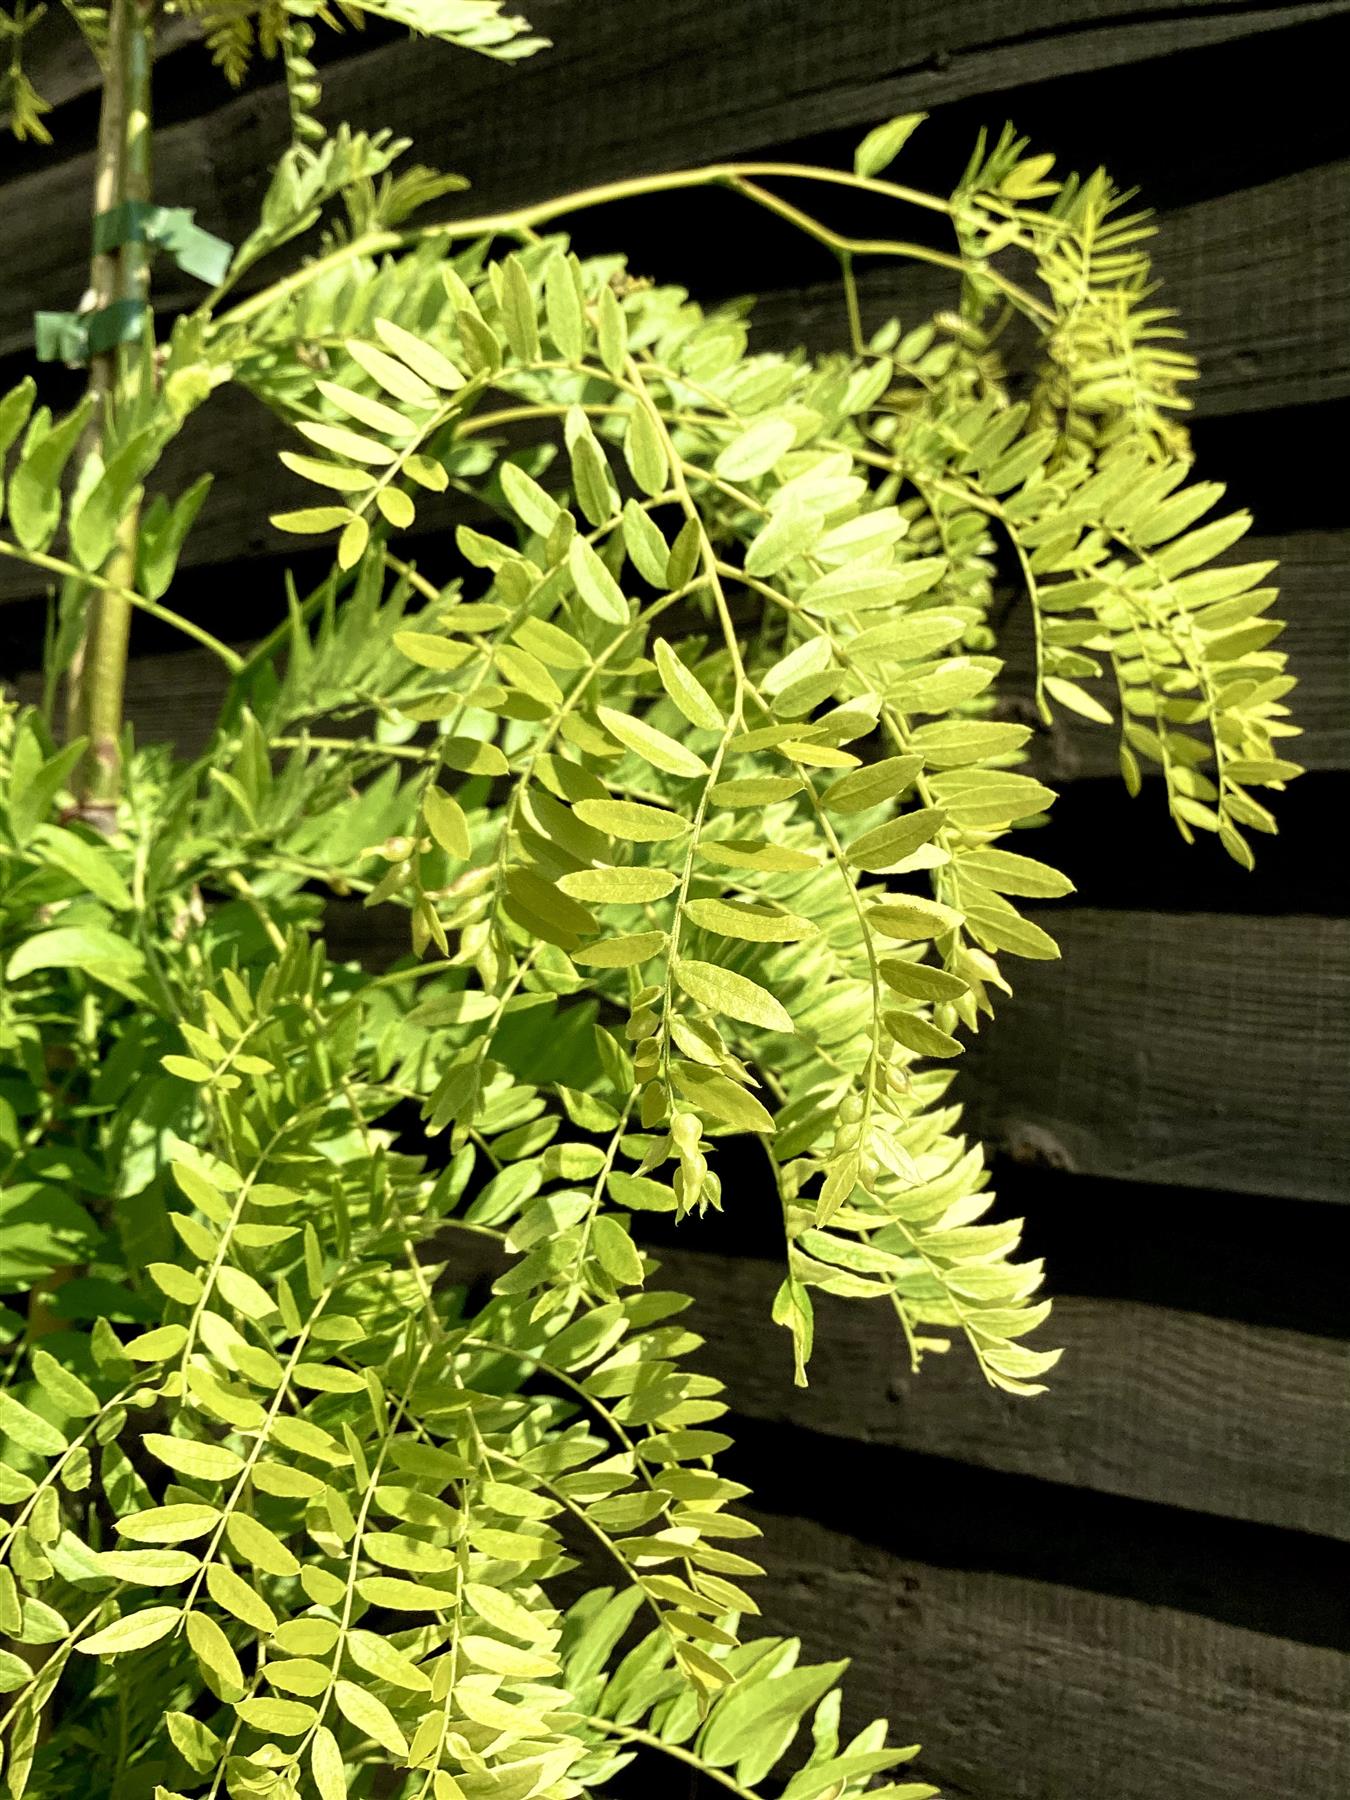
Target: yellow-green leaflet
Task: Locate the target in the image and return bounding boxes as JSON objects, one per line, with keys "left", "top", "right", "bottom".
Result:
{"left": 0, "top": 1391, "right": 68, "bottom": 1455}
{"left": 225, "top": 1510, "right": 301, "bottom": 1576}
{"left": 206, "top": 1562, "right": 278, "bottom": 1632}
{"left": 956, "top": 847, "right": 1076, "bottom": 897}
{"left": 672, "top": 1063, "right": 775, "bottom": 1134}
{"left": 597, "top": 704, "right": 708, "bottom": 777}
{"left": 674, "top": 960, "right": 794, "bottom": 1033}
{"left": 373, "top": 316, "right": 464, "bottom": 389}
{"left": 624, "top": 402, "right": 668, "bottom": 496}
{"left": 462, "top": 1580, "right": 556, "bottom": 1643}
{"left": 557, "top": 867, "right": 678, "bottom": 903}
{"left": 346, "top": 337, "right": 437, "bottom": 407}
{"left": 117, "top": 1505, "right": 219, "bottom": 1544}
{"left": 654, "top": 638, "right": 725, "bottom": 730}
{"left": 684, "top": 899, "right": 815, "bottom": 942}
{"left": 76, "top": 1607, "right": 179, "bottom": 1657}
{"left": 846, "top": 807, "right": 946, "bottom": 872}
{"left": 801, "top": 557, "right": 948, "bottom": 615}
{"left": 879, "top": 957, "right": 969, "bottom": 1002}
{"left": 311, "top": 1726, "right": 348, "bottom": 1800}
{"left": 347, "top": 1628, "right": 432, "bottom": 1691}
{"left": 824, "top": 756, "right": 924, "bottom": 814}
{"left": 715, "top": 415, "right": 795, "bottom": 481}
{"left": 591, "top": 1215, "right": 644, "bottom": 1284}
{"left": 884, "top": 1009, "right": 964, "bottom": 1059}
{"left": 572, "top": 931, "right": 667, "bottom": 966}
{"left": 96, "top": 1549, "right": 199, "bottom": 1584}
{"left": 573, "top": 798, "right": 689, "bottom": 841}
{"left": 334, "top": 1678, "right": 409, "bottom": 1757}
{"left": 501, "top": 460, "right": 560, "bottom": 535}
{"left": 186, "top": 1610, "right": 244, "bottom": 1698}
{"left": 869, "top": 895, "right": 964, "bottom": 940}
{"left": 568, "top": 536, "right": 629, "bottom": 624}
{"left": 144, "top": 1435, "right": 244, "bottom": 1481}
{"left": 424, "top": 787, "right": 471, "bottom": 859}
{"left": 235, "top": 1697, "right": 318, "bottom": 1736}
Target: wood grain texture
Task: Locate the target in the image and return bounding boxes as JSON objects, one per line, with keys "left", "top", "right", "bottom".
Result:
{"left": 959, "top": 910, "right": 1350, "bottom": 1204}
{"left": 653, "top": 1247, "right": 1350, "bottom": 1540}
{"left": 3, "top": 1, "right": 1348, "bottom": 357}
{"left": 739, "top": 1508, "right": 1350, "bottom": 1800}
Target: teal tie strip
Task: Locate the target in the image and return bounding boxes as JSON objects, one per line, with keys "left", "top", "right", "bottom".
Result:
{"left": 34, "top": 201, "right": 233, "bottom": 363}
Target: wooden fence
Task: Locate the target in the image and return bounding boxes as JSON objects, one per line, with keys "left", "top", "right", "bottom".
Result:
{"left": 3, "top": 4, "right": 1347, "bottom": 1795}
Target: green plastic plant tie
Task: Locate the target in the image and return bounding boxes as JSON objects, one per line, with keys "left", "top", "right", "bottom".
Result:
{"left": 33, "top": 297, "right": 147, "bottom": 364}
{"left": 91, "top": 198, "right": 234, "bottom": 285}
{"left": 34, "top": 203, "right": 232, "bottom": 361}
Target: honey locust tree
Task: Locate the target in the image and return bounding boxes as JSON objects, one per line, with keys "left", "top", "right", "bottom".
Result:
{"left": 0, "top": 4, "right": 1299, "bottom": 1797}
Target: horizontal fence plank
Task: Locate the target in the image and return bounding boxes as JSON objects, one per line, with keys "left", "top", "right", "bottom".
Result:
{"left": 739, "top": 1506, "right": 1350, "bottom": 1800}
{"left": 654, "top": 1247, "right": 1350, "bottom": 1540}
{"left": 960, "top": 909, "right": 1350, "bottom": 1204}
{"left": 2, "top": 2, "right": 1347, "bottom": 359}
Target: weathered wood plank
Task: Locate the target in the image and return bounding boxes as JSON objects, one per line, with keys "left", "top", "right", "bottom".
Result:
{"left": 1156, "top": 160, "right": 1350, "bottom": 417}
{"left": 654, "top": 1247, "right": 1350, "bottom": 1540}
{"left": 993, "top": 1160, "right": 1350, "bottom": 1337}
{"left": 960, "top": 910, "right": 1350, "bottom": 1204}
{"left": 3, "top": 1, "right": 1347, "bottom": 360}
{"left": 739, "top": 1506, "right": 1350, "bottom": 1800}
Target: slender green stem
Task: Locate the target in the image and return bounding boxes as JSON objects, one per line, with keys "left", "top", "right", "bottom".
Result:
{"left": 0, "top": 544, "right": 243, "bottom": 671}
{"left": 584, "top": 1718, "right": 760, "bottom": 1800}
{"left": 70, "top": 0, "right": 156, "bottom": 822}
{"left": 62, "top": 0, "right": 129, "bottom": 752}
{"left": 213, "top": 158, "right": 1050, "bottom": 334}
